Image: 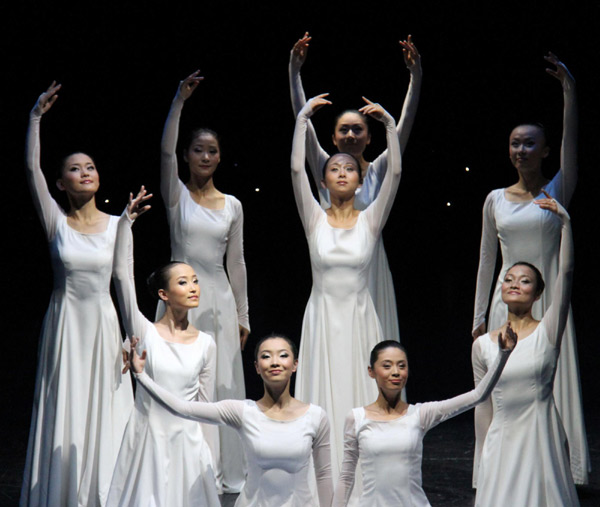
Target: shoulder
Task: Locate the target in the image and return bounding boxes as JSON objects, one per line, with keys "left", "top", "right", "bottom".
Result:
{"left": 197, "top": 330, "right": 217, "bottom": 351}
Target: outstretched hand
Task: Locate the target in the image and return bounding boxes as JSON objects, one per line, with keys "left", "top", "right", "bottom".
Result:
{"left": 291, "top": 32, "right": 311, "bottom": 69}
{"left": 399, "top": 35, "right": 421, "bottom": 72}
{"left": 544, "top": 52, "right": 575, "bottom": 90}
{"left": 33, "top": 81, "right": 61, "bottom": 116}
{"left": 127, "top": 186, "right": 152, "bottom": 221}
{"left": 498, "top": 322, "right": 517, "bottom": 351}
{"left": 359, "top": 97, "right": 386, "bottom": 122}
{"left": 177, "top": 70, "right": 204, "bottom": 101}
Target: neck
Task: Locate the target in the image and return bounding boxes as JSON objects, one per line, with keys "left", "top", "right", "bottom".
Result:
{"left": 159, "top": 305, "right": 191, "bottom": 332}
{"left": 515, "top": 169, "right": 547, "bottom": 194}
{"left": 328, "top": 194, "right": 356, "bottom": 215}
{"left": 374, "top": 388, "right": 405, "bottom": 414}
{"left": 67, "top": 194, "right": 99, "bottom": 220}
{"left": 260, "top": 381, "right": 293, "bottom": 408}
{"left": 506, "top": 307, "right": 536, "bottom": 330}
{"left": 187, "top": 174, "right": 217, "bottom": 194}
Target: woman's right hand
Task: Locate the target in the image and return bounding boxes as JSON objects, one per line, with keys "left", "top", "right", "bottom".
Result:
{"left": 176, "top": 70, "right": 204, "bottom": 101}
{"left": 130, "top": 337, "right": 147, "bottom": 374}
{"left": 544, "top": 52, "right": 575, "bottom": 92}
{"left": 33, "top": 81, "right": 61, "bottom": 116}
{"left": 127, "top": 186, "right": 153, "bottom": 221}
{"left": 498, "top": 322, "right": 517, "bottom": 351}
{"left": 534, "top": 189, "right": 570, "bottom": 222}
{"left": 301, "top": 93, "right": 331, "bottom": 117}
{"left": 290, "top": 32, "right": 311, "bottom": 70}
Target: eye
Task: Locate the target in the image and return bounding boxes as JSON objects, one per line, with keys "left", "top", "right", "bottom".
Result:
{"left": 339, "top": 127, "right": 348, "bottom": 134}
{"left": 280, "top": 352, "right": 289, "bottom": 358}
{"left": 260, "top": 353, "right": 270, "bottom": 359}
{"left": 352, "top": 126, "right": 363, "bottom": 134}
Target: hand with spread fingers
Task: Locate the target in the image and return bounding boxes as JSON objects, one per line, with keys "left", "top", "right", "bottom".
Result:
{"left": 291, "top": 31, "right": 312, "bottom": 71}
{"left": 544, "top": 52, "right": 575, "bottom": 91}
{"left": 127, "top": 186, "right": 153, "bottom": 221}
{"left": 399, "top": 35, "right": 421, "bottom": 74}
{"left": 176, "top": 70, "right": 204, "bottom": 101}
{"left": 33, "top": 81, "right": 62, "bottom": 116}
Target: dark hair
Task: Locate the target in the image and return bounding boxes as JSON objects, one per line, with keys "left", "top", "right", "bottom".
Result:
{"left": 254, "top": 333, "right": 299, "bottom": 361}
{"left": 508, "top": 262, "right": 545, "bottom": 296}
{"left": 369, "top": 340, "right": 407, "bottom": 369}
{"left": 334, "top": 109, "right": 371, "bottom": 135}
{"left": 56, "top": 152, "right": 97, "bottom": 180}
{"left": 183, "top": 128, "right": 221, "bottom": 152}
{"left": 321, "top": 152, "right": 364, "bottom": 183}
{"left": 146, "top": 261, "right": 187, "bottom": 300}
{"left": 511, "top": 122, "right": 548, "bottom": 146}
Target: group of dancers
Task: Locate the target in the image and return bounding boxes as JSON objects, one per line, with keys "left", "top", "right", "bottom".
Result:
{"left": 20, "top": 33, "right": 589, "bottom": 507}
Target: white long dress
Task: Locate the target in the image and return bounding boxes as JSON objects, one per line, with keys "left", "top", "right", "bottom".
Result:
{"left": 472, "top": 212, "right": 579, "bottom": 506}
{"left": 288, "top": 63, "right": 421, "bottom": 344}
{"left": 159, "top": 96, "right": 249, "bottom": 491}
{"left": 107, "top": 215, "right": 220, "bottom": 507}
{"left": 134, "top": 372, "right": 334, "bottom": 507}
{"left": 21, "top": 113, "right": 133, "bottom": 507}
{"left": 291, "top": 105, "right": 402, "bottom": 477}
{"left": 333, "top": 347, "right": 512, "bottom": 507}
{"left": 472, "top": 170, "right": 589, "bottom": 484}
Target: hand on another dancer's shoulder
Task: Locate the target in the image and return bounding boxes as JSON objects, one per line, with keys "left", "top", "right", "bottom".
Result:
{"left": 177, "top": 70, "right": 204, "bottom": 101}
{"left": 472, "top": 322, "right": 486, "bottom": 341}
{"left": 32, "top": 81, "right": 61, "bottom": 116}
{"left": 534, "top": 189, "right": 569, "bottom": 222}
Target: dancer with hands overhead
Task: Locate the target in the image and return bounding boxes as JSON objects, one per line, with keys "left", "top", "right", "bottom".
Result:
{"left": 472, "top": 52, "right": 589, "bottom": 484}
{"left": 289, "top": 32, "right": 422, "bottom": 344}
{"left": 21, "top": 82, "right": 135, "bottom": 507}
{"left": 291, "top": 92, "right": 402, "bottom": 476}
{"left": 107, "top": 189, "right": 222, "bottom": 507}
{"left": 472, "top": 191, "right": 580, "bottom": 506}
{"left": 159, "top": 70, "right": 250, "bottom": 492}
{"left": 129, "top": 333, "right": 334, "bottom": 507}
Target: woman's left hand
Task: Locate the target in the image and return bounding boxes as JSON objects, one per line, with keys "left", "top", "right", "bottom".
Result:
{"left": 544, "top": 52, "right": 575, "bottom": 91}
{"left": 498, "top": 322, "right": 517, "bottom": 351}
{"left": 239, "top": 325, "right": 250, "bottom": 351}
{"left": 534, "top": 190, "right": 569, "bottom": 220}
{"left": 359, "top": 97, "right": 387, "bottom": 122}
{"left": 399, "top": 35, "right": 421, "bottom": 72}
{"left": 127, "top": 186, "right": 153, "bottom": 221}
{"left": 129, "top": 337, "right": 147, "bottom": 374}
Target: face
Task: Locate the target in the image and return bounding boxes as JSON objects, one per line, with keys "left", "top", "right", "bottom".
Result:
{"left": 254, "top": 338, "right": 298, "bottom": 383}
{"left": 368, "top": 347, "right": 409, "bottom": 392}
{"left": 322, "top": 153, "right": 362, "bottom": 194}
{"left": 57, "top": 153, "right": 99, "bottom": 195}
{"left": 509, "top": 125, "right": 549, "bottom": 172}
{"left": 501, "top": 265, "right": 539, "bottom": 307}
{"left": 332, "top": 113, "right": 370, "bottom": 157}
{"left": 184, "top": 134, "right": 221, "bottom": 179}
{"left": 158, "top": 264, "right": 200, "bottom": 308}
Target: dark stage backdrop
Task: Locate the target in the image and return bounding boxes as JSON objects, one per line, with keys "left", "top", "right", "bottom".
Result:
{"left": 2, "top": 0, "right": 598, "bottom": 462}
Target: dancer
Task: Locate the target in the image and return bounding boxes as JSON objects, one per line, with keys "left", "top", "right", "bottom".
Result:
{"left": 159, "top": 70, "right": 249, "bottom": 491}
{"left": 472, "top": 53, "right": 588, "bottom": 484}
{"left": 333, "top": 332, "right": 516, "bottom": 506}
{"left": 291, "top": 93, "right": 402, "bottom": 475}
{"left": 129, "top": 334, "right": 333, "bottom": 507}
{"left": 473, "top": 193, "right": 579, "bottom": 505}
{"left": 21, "top": 82, "right": 134, "bottom": 507}
{"left": 107, "top": 192, "right": 220, "bottom": 507}
{"left": 289, "top": 33, "right": 421, "bottom": 343}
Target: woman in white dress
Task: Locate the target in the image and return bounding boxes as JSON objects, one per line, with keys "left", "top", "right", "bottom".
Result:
{"left": 472, "top": 52, "right": 589, "bottom": 484}
{"left": 289, "top": 33, "right": 421, "bottom": 344}
{"left": 291, "top": 93, "right": 401, "bottom": 476}
{"left": 159, "top": 71, "right": 249, "bottom": 492}
{"left": 21, "top": 82, "right": 134, "bottom": 507}
{"left": 129, "top": 334, "right": 334, "bottom": 507}
{"left": 333, "top": 333, "right": 516, "bottom": 507}
{"left": 107, "top": 194, "right": 220, "bottom": 507}
{"left": 472, "top": 193, "right": 579, "bottom": 506}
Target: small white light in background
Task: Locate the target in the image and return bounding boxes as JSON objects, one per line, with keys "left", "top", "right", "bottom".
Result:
{"left": 465, "top": 167, "right": 470, "bottom": 172}
{"left": 105, "top": 199, "right": 110, "bottom": 203}
{"left": 446, "top": 202, "right": 451, "bottom": 207}
{"left": 255, "top": 188, "right": 260, "bottom": 192}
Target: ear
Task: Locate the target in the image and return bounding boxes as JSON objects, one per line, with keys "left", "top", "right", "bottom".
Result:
{"left": 368, "top": 365, "right": 375, "bottom": 379}
{"left": 366, "top": 132, "right": 371, "bottom": 145}
{"left": 332, "top": 133, "right": 338, "bottom": 149}
{"left": 320, "top": 179, "right": 328, "bottom": 190}
{"left": 292, "top": 359, "right": 298, "bottom": 373}
{"left": 542, "top": 145, "right": 550, "bottom": 158}
{"left": 254, "top": 361, "right": 261, "bottom": 375}
{"left": 56, "top": 178, "right": 65, "bottom": 191}
{"left": 183, "top": 151, "right": 189, "bottom": 163}
{"left": 158, "top": 288, "right": 168, "bottom": 302}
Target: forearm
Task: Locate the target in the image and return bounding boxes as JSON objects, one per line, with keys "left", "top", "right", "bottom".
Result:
{"left": 397, "top": 66, "right": 422, "bottom": 154}
{"left": 160, "top": 95, "right": 184, "bottom": 204}
{"left": 288, "top": 61, "right": 307, "bottom": 118}
{"left": 560, "top": 82, "right": 578, "bottom": 206}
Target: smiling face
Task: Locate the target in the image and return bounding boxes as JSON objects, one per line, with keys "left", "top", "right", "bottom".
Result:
{"left": 332, "top": 112, "right": 370, "bottom": 158}
{"left": 158, "top": 263, "right": 200, "bottom": 309}
{"left": 368, "top": 346, "right": 409, "bottom": 393}
{"left": 322, "top": 153, "right": 362, "bottom": 195}
{"left": 254, "top": 337, "right": 298, "bottom": 384}
{"left": 501, "top": 264, "right": 541, "bottom": 308}
{"left": 57, "top": 153, "right": 99, "bottom": 195}
{"left": 508, "top": 125, "right": 549, "bottom": 173}
{"left": 184, "top": 133, "right": 221, "bottom": 180}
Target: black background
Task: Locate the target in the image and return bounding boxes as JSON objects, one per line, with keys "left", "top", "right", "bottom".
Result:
{"left": 2, "top": 0, "right": 599, "bottom": 470}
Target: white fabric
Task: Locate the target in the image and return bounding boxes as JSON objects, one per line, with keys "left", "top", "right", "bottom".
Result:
{"left": 472, "top": 170, "right": 589, "bottom": 483}
{"left": 21, "top": 114, "right": 133, "bottom": 507}
{"left": 107, "top": 215, "right": 220, "bottom": 507}
{"left": 135, "top": 372, "right": 334, "bottom": 507}
{"left": 472, "top": 213, "right": 579, "bottom": 506}
{"left": 333, "top": 348, "right": 511, "bottom": 506}
{"left": 291, "top": 105, "right": 402, "bottom": 477}
{"left": 159, "top": 97, "right": 248, "bottom": 490}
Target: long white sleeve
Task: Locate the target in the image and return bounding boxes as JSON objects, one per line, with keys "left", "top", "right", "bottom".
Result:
{"left": 135, "top": 371, "right": 244, "bottom": 428}
{"left": 225, "top": 197, "right": 250, "bottom": 331}
{"left": 196, "top": 338, "right": 217, "bottom": 403}
{"left": 25, "top": 112, "right": 63, "bottom": 240}
{"left": 160, "top": 96, "right": 184, "bottom": 208}
{"left": 473, "top": 192, "right": 499, "bottom": 333}
{"left": 471, "top": 337, "right": 493, "bottom": 487}
{"left": 332, "top": 411, "right": 360, "bottom": 506}
{"left": 312, "top": 410, "right": 334, "bottom": 506}
{"left": 559, "top": 79, "right": 578, "bottom": 207}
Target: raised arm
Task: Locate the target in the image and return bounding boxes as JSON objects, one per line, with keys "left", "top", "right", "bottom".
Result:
{"left": 421, "top": 326, "right": 516, "bottom": 432}
{"left": 288, "top": 33, "right": 331, "bottom": 205}
{"left": 113, "top": 190, "right": 152, "bottom": 345}
{"left": 161, "top": 71, "right": 204, "bottom": 207}
{"left": 312, "top": 410, "right": 334, "bottom": 506}
{"left": 291, "top": 95, "right": 331, "bottom": 234}
{"left": 361, "top": 99, "right": 402, "bottom": 235}
{"left": 533, "top": 193, "right": 574, "bottom": 348}
{"left": 26, "top": 82, "right": 63, "bottom": 240}
{"left": 472, "top": 192, "right": 499, "bottom": 339}
{"left": 225, "top": 198, "right": 250, "bottom": 349}
{"left": 544, "top": 53, "right": 577, "bottom": 206}
{"left": 332, "top": 411, "right": 359, "bottom": 506}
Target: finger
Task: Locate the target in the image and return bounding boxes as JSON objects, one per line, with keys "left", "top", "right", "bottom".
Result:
{"left": 361, "top": 96, "right": 375, "bottom": 105}
{"left": 541, "top": 189, "right": 552, "bottom": 199}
